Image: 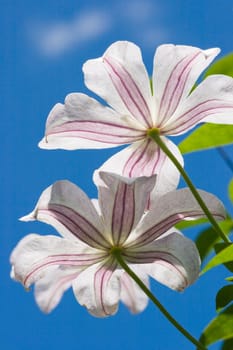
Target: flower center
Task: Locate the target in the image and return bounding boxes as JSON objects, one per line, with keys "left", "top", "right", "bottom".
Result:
{"left": 109, "top": 245, "right": 124, "bottom": 258}
{"left": 147, "top": 127, "right": 160, "bottom": 138}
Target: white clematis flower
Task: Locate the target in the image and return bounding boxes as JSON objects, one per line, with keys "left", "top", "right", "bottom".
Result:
{"left": 11, "top": 173, "right": 225, "bottom": 316}
{"left": 39, "top": 41, "right": 233, "bottom": 194}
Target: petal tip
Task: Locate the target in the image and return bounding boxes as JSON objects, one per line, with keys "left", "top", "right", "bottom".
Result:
{"left": 19, "top": 211, "right": 36, "bottom": 222}
{"left": 38, "top": 137, "right": 50, "bottom": 149}
{"left": 204, "top": 47, "right": 220, "bottom": 57}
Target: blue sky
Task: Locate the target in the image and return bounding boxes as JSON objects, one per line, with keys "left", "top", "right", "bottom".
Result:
{"left": 2, "top": 0, "right": 233, "bottom": 349}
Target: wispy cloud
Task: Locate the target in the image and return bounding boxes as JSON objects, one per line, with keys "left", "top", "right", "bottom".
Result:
{"left": 28, "top": 10, "right": 111, "bottom": 57}
{"left": 118, "top": 0, "right": 168, "bottom": 48}
{"left": 27, "top": 0, "right": 168, "bottom": 58}
{"left": 119, "top": 0, "right": 158, "bottom": 23}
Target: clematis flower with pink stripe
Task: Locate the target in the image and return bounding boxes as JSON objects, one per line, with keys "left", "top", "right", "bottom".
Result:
{"left": 39, "top": 41, "right": 233, "bottom": 194}
{"left": 11, "top": 172, "right": 225, "bottom": 316}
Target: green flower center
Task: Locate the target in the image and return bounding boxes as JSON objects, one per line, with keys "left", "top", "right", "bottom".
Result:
{"left": 147, "top": 127, "right": 160, "bottom": 138}
{"left": 109, "top": 245, "right": 124, "bottom": 258}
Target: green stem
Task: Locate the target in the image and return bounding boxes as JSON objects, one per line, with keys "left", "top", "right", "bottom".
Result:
{"left": 148, "top": 129, "right": 230, "bottom": 243}
{"left": 114, "top": 251, "right": 207, "bottom": 350}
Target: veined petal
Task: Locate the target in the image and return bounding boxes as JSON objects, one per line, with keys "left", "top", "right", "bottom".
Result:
{"left": 102, "top": 55, "right": 151, "bottom": 127}
{"left": 39, "top": 93, "right": 145, "bottom": 150}
{"left": 94, "top": 139, "right": 165, "bottom": 179}
{"left": 150, "top": 138, "right": 183, "bottom": 198}
{"left": 98, "top": 172, "right": 156, "bottom": 245}
{"left": 10, "top": 234, "right": 105, "bottom": 289}
{"left": 153, "top": 44, "right": 220, "bottom": 126}
{"left": 163, "top": 75, "right": 233, "bottom": 135}
{"left": 35, "top": 266, "right": 80, "bottom": 313}
{"left": 120, "top": 265, "right": 149, "bottom": 314}
{"left": 122, "top": 139, "right": 166, "bottom": 178}
{"left": 125, "top": 231, "right": 200, "bottom": 291}
{"left": 94, "top": 138, "right": 182, "bottom": 199}
{"left": 20, "top": 180, "right": 109, "bottom": 249}
{"left": 127, "top": 188, "right": 226, "bottom": 247}
{"left": 83, "top": 41, "right": 153, "bottom": 127}
{"left": 73, "top": 260, "right": 121, "bottom": 317}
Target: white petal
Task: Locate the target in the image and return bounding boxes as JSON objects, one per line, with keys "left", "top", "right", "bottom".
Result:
{"left": 35, "top": 266, "right": 80, "bottom": 313}
{"left": 83, "top": 41, "right": 153, "bottom": 127}
{"left": 21, "top": 180, "right": 109, "bottom": 248}
{"left": 163, "top": 75, "right": 233, "bottom": 135}
{"left": 125, "top": 230, "right": 200, "bottom": 291}
{"left": 151, "top": 138, "right": 183, "bottom": 198}
{"left": 10, "top": 234, "right": 104, "bottom": 289}
{"left": 94, "top": 140, "right": 163, "bottom": 179}
{"left": 39, "top": 93, "right": 145, "bottom": 150}
{"left": 129, "top": 188, "right": 226, "bottom": 246}
{"left": 153, "top": 44, "right": 219, "bottom": 126}
{"left": 91, "top": 199, "right": 101, "bottom": 216}
{"left": 98, "top": 172, "right": 156, "bottom": 245}
{"left": 72, "top": 261, "right": 121, "bottom": 317}
{"left": 120, "top": 265, "right": 149, "bottom": 314}
{"left": 94, "top": 138, "right": 182, "bottom": 199}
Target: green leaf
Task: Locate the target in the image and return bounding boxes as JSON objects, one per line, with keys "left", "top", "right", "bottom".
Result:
{"left": 201, "top": 243, "right": 233, "bottom": 275}
{"left": 200, "top": 304, "right": 233, "bottom": 346}
{"left": 215, "top": 243, "right": 233, "bottom": 273}
{"left": 196, "top": 226, "right": 219, "bottom": 261}
{"left": 216, "top": 285, "right": 233, "bottom": 312}
{"left": 228, "top": 179, "right": 233, "bottom": 203}
{"left": 195, "top": 219, "right": 233, "bottom": 262}
{"left": 221, "top": 338, "right": 233, "bottom": 350}
{"left": 179, "top": 124, "right": 233, "bottom": 154}
{"left": 175, "top": 218, "right": 207, "bottom": 230}
{"left": 226, "top": 276, "right": 233, "bottom": 282}
{"left": 204, "top": 53, "right": 233, "bottom": 78}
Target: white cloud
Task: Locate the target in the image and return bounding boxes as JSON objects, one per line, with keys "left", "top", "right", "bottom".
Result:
{"left": 28, "top": 10, "right": 111, "bottom": 57}
{"left": 119, "top": 0, "right": 159, "bottom": 23}
{"left": 141, "top": 27, "right": 169, "bottom": 48}
{"left": 27, "top": 0, "right": 169, "bottom": 58}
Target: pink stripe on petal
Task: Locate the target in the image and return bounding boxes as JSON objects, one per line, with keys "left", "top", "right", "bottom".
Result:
{"left": 158, "top": 52, "right": 201, "bottom": 125}
{"left": 123, "top": 139, "right": 150, "bottom": 177}
{"left": 94, "top": 260, "right": 117, "bottom": 316}
{"left": 46, "top": 120, "right": 145, "bottom": 146}
{"left": 163, "top": 100, "right": 233, "bottom": 135}
{"left": 123, "top": 139, "right": 166, "bottom": 178}
{"left": 129, "top": 210, "right": 224, "bottom": 247}
{"left": 111, "top": 182, "right": 135, "bottom": 245}
{"left": 125, "top": 249, "right": 183, "bottom": 265}
{"left": 104, "top": 56, "right": 152, "bottom": 127}
{"left": 24, "top": 253, "right": 105, "bottom": 288}
{"left": 124, "top": 252, "right": 188, "bottom": 286}
{"left": 39, "top": 205, "right": 110, "bottom": 249}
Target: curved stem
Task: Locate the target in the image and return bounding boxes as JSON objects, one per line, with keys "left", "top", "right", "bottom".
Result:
{"left": 148, "top": 129, "right": 230, "bottom": 243}
{"left": 114, "top": 251, "right": 207, "bottom": 350}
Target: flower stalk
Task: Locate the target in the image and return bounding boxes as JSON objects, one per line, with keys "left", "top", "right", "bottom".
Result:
{"left": 114, "top": 250, "right": 207, "bottom": 350}
{"left": 148, "top": 128, "right": 230, "bottom": 243}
